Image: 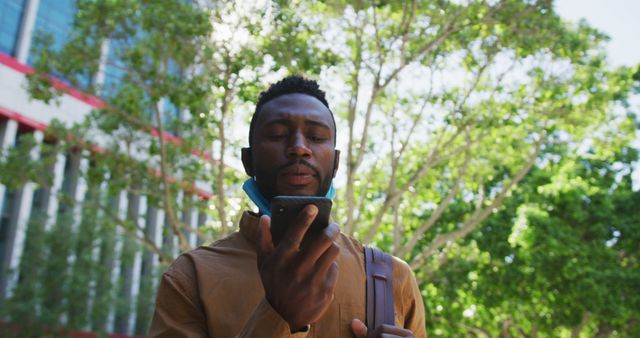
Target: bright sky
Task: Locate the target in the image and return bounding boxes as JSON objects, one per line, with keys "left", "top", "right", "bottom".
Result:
{"left": 555, "top": 0, "right": 640, "bottom": 67}
{"left": 555, "top": 0, "right": 640, "bottom": 190}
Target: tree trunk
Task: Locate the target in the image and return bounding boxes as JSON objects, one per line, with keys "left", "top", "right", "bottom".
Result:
{"left": 500, "top": 319, "right": 512, "bottom": 338}
{"left": 593, "top": 323, "right": 613, "bottom": 338}
{"left": 571, "top": 312, "right": 590, "bottom": 338}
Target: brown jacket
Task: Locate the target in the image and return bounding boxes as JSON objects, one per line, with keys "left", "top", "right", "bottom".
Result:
{"left": 149, "top": 211, "right": 426, "bottom": 337}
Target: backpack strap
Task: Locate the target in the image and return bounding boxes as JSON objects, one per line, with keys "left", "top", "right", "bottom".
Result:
{"left": 364, "top": 246, "right": 395, "bottom": 330}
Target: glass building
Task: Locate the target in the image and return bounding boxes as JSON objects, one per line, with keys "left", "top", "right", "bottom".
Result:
{"left": 0, "top": 0, "right": 26, "bottom": 56}
{"left": 0, "top": 0, "right": 208, "bottom": 336}
{"left": 27, "top": 0, "right": 76, "bottom": 64}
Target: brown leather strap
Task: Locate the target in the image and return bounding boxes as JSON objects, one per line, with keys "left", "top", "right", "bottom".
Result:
{"left": 364, "top": 247, "right": 394, "bottom": 331}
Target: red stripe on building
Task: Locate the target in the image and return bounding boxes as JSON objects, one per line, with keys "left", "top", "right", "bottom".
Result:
{"left": 0, "top": 105, "right": 47, "bottom": 131}
{"left": 0, "top": 52, "right": 215, "bottom": 162}
{"left": 0, "top": 52, "right": 106, "bottom": 108}
{"left": 0, "top": 106, "right": 213, "bottom": 200}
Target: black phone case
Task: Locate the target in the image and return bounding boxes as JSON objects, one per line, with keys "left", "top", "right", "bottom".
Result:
{"left": 270, "top": 196, "right": 332, "bottom": 246}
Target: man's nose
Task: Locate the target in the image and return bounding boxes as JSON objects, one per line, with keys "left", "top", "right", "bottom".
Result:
{"left": 286, "top": 132, "right": 312, "bottom": 158}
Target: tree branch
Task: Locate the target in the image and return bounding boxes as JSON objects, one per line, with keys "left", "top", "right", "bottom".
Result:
{"left": 86, "top": 199, "right": 173, "bottom": 263}
{"left": 344, "top": 13, "right": 365, "bottom": 234}
{"left": 214, "top": 68, "right": 233, "bottom": 236}
{"left": 396, "top": 129, "right": 473, "bottom": 257}
{"left": 361, "top": 51, "right": 493, "bottom": 244}
{"left": 410, "top": 135, "right": 545, "bottom": 269}
{"left": 152, "top": 98, "right": 191, "bottom": 253}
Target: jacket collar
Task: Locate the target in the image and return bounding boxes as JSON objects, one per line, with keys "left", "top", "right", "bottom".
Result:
{"left": 239, "top": 211, "right": 261, "bottom": 246}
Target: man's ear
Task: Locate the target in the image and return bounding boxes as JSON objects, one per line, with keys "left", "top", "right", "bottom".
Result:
{"left": 241, "top": 147, "right": 254, "bottom": 177}
{"left": 332, "top": 149, "right": 340, "bottom": 178}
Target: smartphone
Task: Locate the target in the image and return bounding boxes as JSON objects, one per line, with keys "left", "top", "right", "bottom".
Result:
{"left": 270, "top": 196, "right": 332, "bottom": 247}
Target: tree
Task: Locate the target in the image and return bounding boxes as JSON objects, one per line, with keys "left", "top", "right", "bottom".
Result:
{"left": 282, "top": 0, "right": 638, "bottom": 272}
{"left": 469, "top": 147, "right": 640, "bottom": 337}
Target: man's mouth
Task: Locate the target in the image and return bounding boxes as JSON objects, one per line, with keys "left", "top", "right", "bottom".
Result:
{"left": 281, "top": 173, "right": 314, "bottom": 185}
{"left": 279, "top": 163, "right": 318, "bottom": 186}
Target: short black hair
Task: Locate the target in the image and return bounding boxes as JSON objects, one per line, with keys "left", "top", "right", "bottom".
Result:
{"left": 248, "top": 75, "right": 336, "bottom": 146}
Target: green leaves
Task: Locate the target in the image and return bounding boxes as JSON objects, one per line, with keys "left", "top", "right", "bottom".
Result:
{"left": 435, "top": 142, "right": 640, "bottom": 336}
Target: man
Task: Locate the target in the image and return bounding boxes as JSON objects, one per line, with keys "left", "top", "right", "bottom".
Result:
{"left": 149, "top": 76, "right": 426, "bottom": 337}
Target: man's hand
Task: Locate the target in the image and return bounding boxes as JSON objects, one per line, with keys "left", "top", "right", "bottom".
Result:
{"left": 257, "top": 205, "right": 340, "bottom": 330}
{"left": 351, "top": 319, "right": 414, "bottom": 338}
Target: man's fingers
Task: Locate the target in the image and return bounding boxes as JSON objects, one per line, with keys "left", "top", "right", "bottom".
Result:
{"left": 279, "top": 204, "right": 317, "bottom": 254}
{"left": 369, "top": 324, "right": 414, "bottom": 338}
{"left": 325, "top": 261, "right": 339, "bottom": 292}
{"left": 352, "top": 320, "right": 414, "bottom": 338}
{"left": 298, "top": 223, "right": 340, "bottom": 265}
{"left": 351, "top": 319, "right": 368, "bottom": 338}
{"left": 257, "top": 215, "right": 274, "bottom": 264}
{"left": 313, "top": 243, "right": 340, "bottom": 279}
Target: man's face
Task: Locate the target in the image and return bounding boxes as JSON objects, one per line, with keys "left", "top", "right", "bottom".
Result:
{"left": 243, "top": 93, "right": 339, "bottom": 200}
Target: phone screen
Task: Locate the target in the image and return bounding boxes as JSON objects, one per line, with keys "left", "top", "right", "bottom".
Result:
{"left": 270, "top": 196, "right": 332, "bottom": 246}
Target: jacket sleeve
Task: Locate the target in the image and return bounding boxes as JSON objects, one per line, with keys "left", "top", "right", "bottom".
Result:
{"left": 148, "top": 258, "right": 208, "bottom": 338}
{"left": 148, "top": 255, "right": 308, "bottom": 338}
{"left": 235, "top": 298, "right": 309, "bottom": 338}
{"left": 395, "top": 258, "right": 428, "bottom": 338}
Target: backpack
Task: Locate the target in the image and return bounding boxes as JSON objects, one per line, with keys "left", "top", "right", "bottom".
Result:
{"left": 364, "top": 247, "right": 395, "bottom": 331}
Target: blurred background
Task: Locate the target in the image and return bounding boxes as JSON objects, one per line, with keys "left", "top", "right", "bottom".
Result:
{"left": 0, "top": 0, "right": 638, "bottom": 337}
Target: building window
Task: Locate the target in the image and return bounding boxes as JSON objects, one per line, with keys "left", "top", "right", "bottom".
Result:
{"left": 102, "top": 36, "right": 183, "bottom": 133}
{"left": 0, "top": 188, "right": 17, "bottom": 277}
{"left": 28, "top": 0, "right": 75, "bottom": 64}
{"left": 28, "top": 0, "right": 91, "bottom": 87}
{"left": 0, "top": 127, "right": 31, "bottom": 289}
{"left": 101, "top": 39, "right": 127, "bottom": 99}
{"left": 57, "top": 151, "right": 79, "bottom": 215}
{"left": 161, "top": 97, "right": 181, "bottom": 136}
{"left": 0, "top": 0, "right": 26, "bottom": 56}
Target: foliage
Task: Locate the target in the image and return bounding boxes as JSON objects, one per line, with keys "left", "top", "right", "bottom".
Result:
{"left": 423, "top": 143, "right": 640, "bottom": 336}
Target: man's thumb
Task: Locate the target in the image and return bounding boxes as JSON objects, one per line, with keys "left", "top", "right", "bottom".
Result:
{"left": 257, "top": 215, "right": 274, "bottom": 259}
{"left": 350, "top": 318, "right": 368, "bottom": 338}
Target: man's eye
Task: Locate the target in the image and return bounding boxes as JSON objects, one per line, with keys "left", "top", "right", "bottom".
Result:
{"left": 269, "top": 134, "right": 288, "bottom": 140}
{"left": 310, "top": 135, "right": 328, "bottom": 142}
